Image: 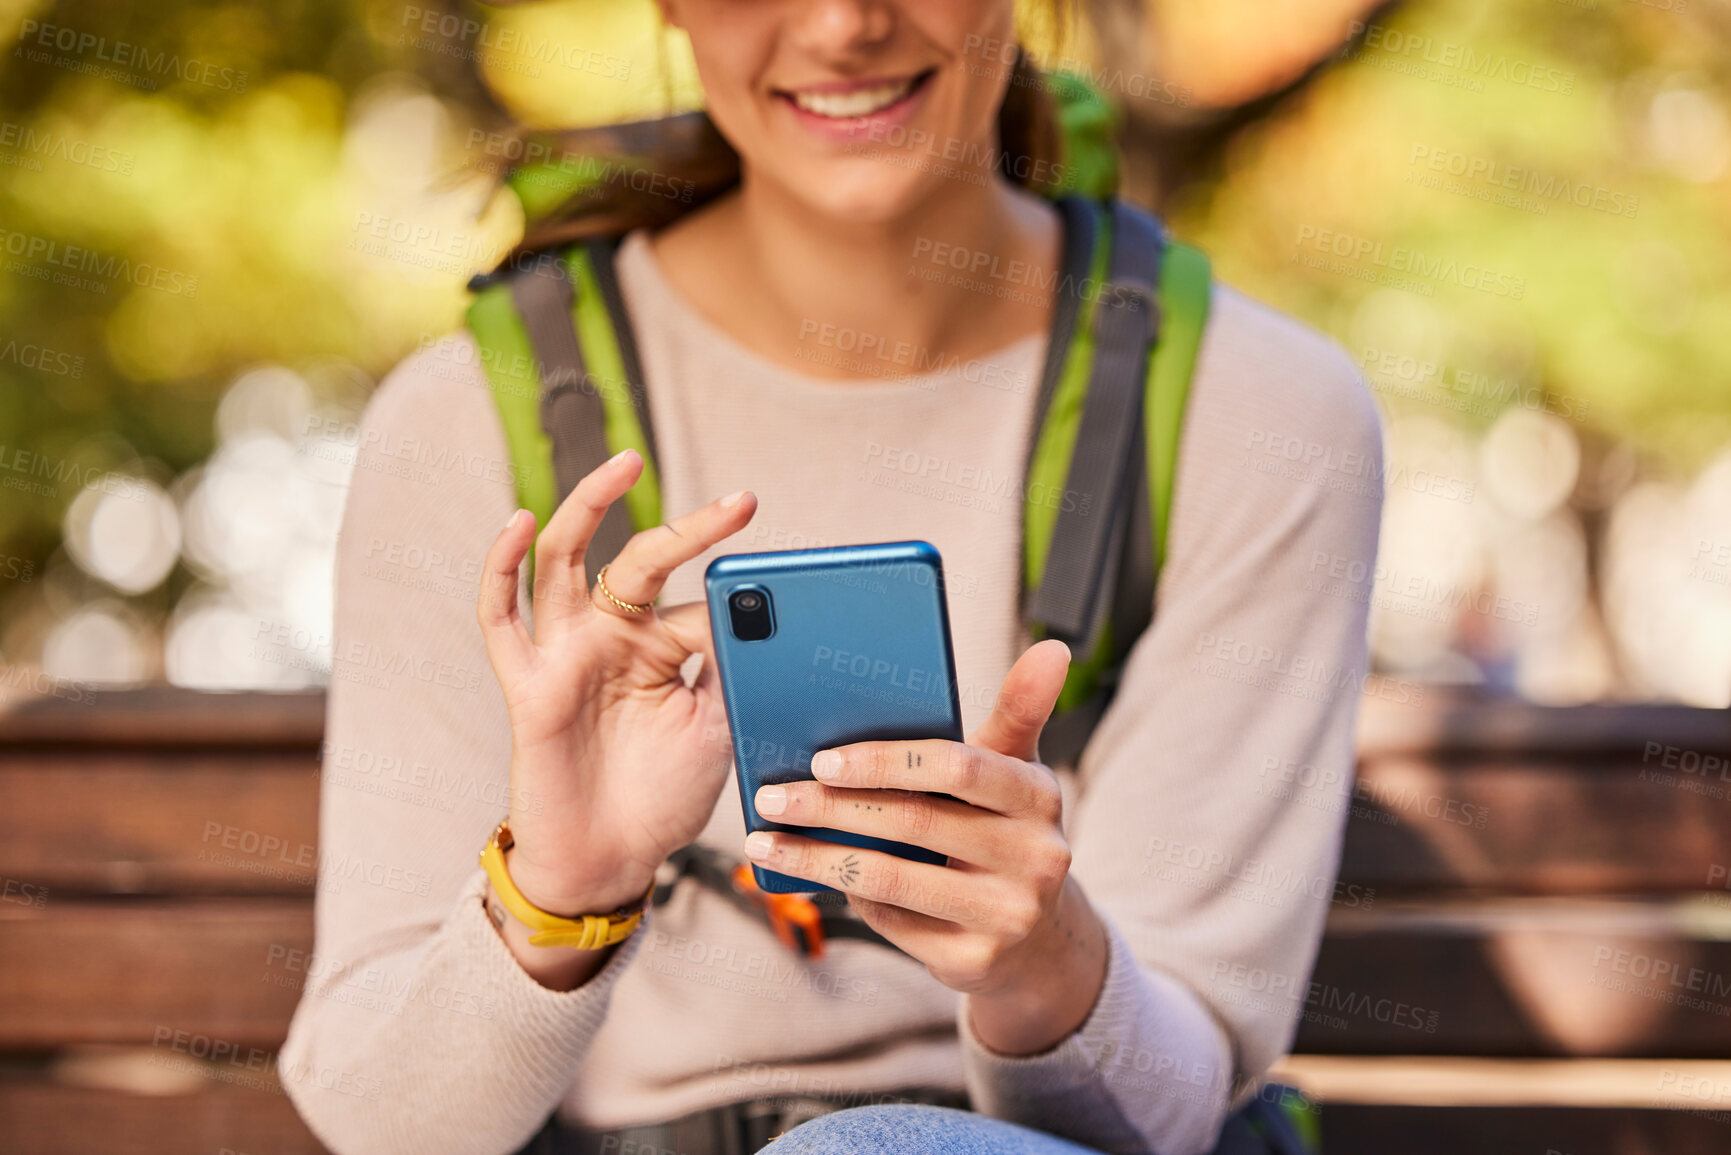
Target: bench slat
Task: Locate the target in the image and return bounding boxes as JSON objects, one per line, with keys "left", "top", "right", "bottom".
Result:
{"left": 0, "top": 755, "right": 320, "bottom": 895}
{"left": 1294, "top": 901, "right": 1731, "bottom": 1056}
{"left": 0, "top": 687, "right": 325, "bottom": 747}
{"left": 6, "top": 898, "right": 1730, "bottom": 1057}
{"left": 5, "top": 684, "right": 1725, "bottom": 758}
{"left": 7, "top": 749, "right": 1731, "bottom": 899}
{"left": 0, "top": 1074, "right": 328, "bottom": 1155}
{"left": 1336, "top": 756, "right": 1731, "bottom": 893}
{"left": 0, "top": 901, "right": 310, "bottom": 1048}
{"left": 1318, "top": 1104, "right": 1731, "bottom": 1155}
{"left": 1357, "top": 691, "right": 1731, "bottom": 757}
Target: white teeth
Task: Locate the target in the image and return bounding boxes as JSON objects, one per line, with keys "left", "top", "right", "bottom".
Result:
{"left": 791, "top": 77, "right": 916, "bottom": 119}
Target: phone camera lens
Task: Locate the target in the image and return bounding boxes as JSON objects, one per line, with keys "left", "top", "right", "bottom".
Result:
{"left": 727, "top": 586, "right": 774, "bottom": 642}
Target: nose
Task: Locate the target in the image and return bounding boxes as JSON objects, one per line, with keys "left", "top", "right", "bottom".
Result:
{"left": 786, "top": 0, "right": 895, "bottom": 58}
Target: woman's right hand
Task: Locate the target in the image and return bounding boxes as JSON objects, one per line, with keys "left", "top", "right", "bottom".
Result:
{"left": 477, "top": 447, "right": 757, "bottom": 922}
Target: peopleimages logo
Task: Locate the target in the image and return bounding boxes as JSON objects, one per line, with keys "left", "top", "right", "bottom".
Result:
{"left": 843, "top": 124, "right": 1066, "bottom": 190}
{"left": 0, "top": 338, "right": 85, "bottom": 378}
{"left": 1592, "top": 946, "right": 1731, "bottom": 1001}
{"left": 909, "top": 235, "right": 1138, "bottom": 310}
{"left": 1307, "top": 550, "right": 1540, "bottom": 628}
{"left": 796, "top": 319, "right": 1031, "bottom": 393}
{"left": 861, "top": 441, "right": 1093, "bottom": 516}
{"left": 1358, "top": 346, "right": 1591, "bottom": 421}
{"left": 15, "top": 20, "right": 249, "bottom": 92}
{"left": 961, "top": 35, "right": 1194, "bottom": 108}
{"left": 1243, "top": 427, "right": 1475, "bottom": 504}
{"left": 1408, "top": 144, "right": 1638, "bottom": 219}
{"left": 1210, "top": 960, "right": 1440, "bottom": 1033}
{"left": 0, "top": 228, "right": 199, "bottom": 296}
{"left": 1193, "top": 632, "right": 1427, "bottom": 707}
{"left": 0, "top": 446, "right": 147, "bottom": 501}
{"left": 1293, "top": 225, "right": 1525, "bottom": 299}
{"left": 0, "top": 121, "right": 134, "bottom": 175}
{"left": 397, "top": 6, "right": 632, "bottom": 81}
{"left": 1345, "top": 20, "right": 1576, "bottom": 95}
{"left": 811, "top": 644, "right": 949, "bottom": 698}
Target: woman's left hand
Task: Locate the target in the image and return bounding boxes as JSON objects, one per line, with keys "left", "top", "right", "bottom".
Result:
{"left": 743, "top": 638, "right": 1110, "bottom": 1054}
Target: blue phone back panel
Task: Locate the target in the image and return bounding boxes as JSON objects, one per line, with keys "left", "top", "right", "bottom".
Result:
{"left": 704, "top": 540, "right": 963, "bottom": 893}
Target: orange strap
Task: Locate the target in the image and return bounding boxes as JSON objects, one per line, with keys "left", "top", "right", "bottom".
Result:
{"left": 731, "top": 864, "right": 827, "bottom": 960}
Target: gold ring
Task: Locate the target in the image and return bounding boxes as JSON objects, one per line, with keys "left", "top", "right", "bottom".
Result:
{"left": 594, "top": 564, "right": 652, "bottom": 615}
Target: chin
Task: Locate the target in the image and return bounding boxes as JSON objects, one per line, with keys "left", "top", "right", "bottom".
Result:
{"left": 780, "top": 160, "right": 954, "bottom": 228}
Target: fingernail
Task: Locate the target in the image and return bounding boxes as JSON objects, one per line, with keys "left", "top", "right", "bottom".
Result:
{"left": 505, "top": 509, "right": 524, "bottom": 530}
{"left": 721, "top": 489, "right": 748, "bottom": 509}
{"left": 755, "top": 784, "right": 787, "bottom": 815}
{"left": 743, "top": 832, "right": 775, "bottom": 861}
{"left": 810, "top": 750, "right": 842, "bottom": 780}
{"left": 610, "top": 447, "right": 638, "bottom": 466}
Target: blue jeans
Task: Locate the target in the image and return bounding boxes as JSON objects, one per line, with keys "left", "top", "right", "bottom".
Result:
{"left": 770, "top": 1104, "right": 1108, "bottom": 1154}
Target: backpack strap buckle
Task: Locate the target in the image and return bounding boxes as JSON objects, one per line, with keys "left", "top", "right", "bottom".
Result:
{"left": 730, "top": 862, "right": 828, "bottom": 959}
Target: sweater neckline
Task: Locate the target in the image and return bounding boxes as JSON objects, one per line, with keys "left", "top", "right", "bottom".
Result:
{"left": 615, "top": 230, "right": 1047, "bottom": 400}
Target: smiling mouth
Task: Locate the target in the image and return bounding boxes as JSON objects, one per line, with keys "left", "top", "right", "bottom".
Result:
{"left": 779, "top": 69, "right": 936, "bottom": 120}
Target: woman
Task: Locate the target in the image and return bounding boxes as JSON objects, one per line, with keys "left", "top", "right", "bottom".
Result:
{"left": 281, "top": 2, "right": 1383, "bottom": 1153}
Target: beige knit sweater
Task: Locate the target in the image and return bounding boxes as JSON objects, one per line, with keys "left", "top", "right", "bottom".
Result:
{"left": 280, "top": 231, "right": 1383, "bottom": 1155}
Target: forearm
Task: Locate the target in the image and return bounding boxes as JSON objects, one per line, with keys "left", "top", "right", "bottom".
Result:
{"left": 959, "top": 912, "right": 1233, "bottom": 1155}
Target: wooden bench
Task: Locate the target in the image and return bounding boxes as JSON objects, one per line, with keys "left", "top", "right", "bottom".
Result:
{"left": 1, "top": 686, "right": 1728, "bottom": 1154}
{"left": 1286, "top": 694, "right": 1731, "bottom": 1153}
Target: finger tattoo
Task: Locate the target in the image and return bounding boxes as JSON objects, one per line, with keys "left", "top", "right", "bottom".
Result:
{"left": 833, "top": 854, "right": 861, "bottom": 888}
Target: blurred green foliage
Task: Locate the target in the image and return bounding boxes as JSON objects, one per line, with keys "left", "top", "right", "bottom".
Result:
{"left": 1170, "top": 0, "right": 1731, "bottom": 473}
{"left": 0, "top": 0, "right": 501, "bottom": 577}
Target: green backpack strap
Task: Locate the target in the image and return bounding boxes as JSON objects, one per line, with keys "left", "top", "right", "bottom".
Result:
{"left": 464, "top": 244, "right": 662, "bottom": 571}
{"left": 1025, "top": 197, "right": 1212, "bottom": 768}
{"left": 1150, "top": 237, "right": 1211, "bottom": 573}
{"left": 1028, "top": 200, "right": 1162, "bottom": 645}
{"left": 465, "top": 268, "right": 559, "bottom": 532}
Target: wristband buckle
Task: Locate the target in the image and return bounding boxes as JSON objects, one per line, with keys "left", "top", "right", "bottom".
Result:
{"left": 479, "top": 819, "right": 653, "bottom": 950}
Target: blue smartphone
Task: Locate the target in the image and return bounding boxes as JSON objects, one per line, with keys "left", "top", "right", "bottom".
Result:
{"left": 704, "top": 540, "right": 964, "bottom": 894}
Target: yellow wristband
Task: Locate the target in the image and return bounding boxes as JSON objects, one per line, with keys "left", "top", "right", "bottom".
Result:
{"left": 478, "top": 820, "right": 652, "bottom": 950}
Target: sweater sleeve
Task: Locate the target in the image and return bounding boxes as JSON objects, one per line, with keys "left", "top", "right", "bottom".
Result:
{"left": 957, "top": 287, "right": 1386, "bottom": 1155}
{"left": 277, "top": 335, "right": 643, "bottom": 1155}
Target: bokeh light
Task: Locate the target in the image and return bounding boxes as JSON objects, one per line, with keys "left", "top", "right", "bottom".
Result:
{"left": 62, "top": 477, "right": 181, "bottom": 595}
{"left": 164, "top": 366, "right": 358, "bottom": 690}
{"left": 1601, "top": 454, "right": 1731, "bottom": 707}
{"left": 41, "top": 601, "right": 151, "bottom": 685}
